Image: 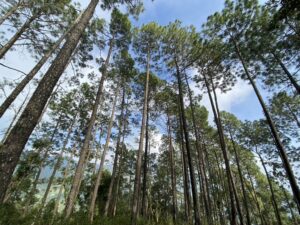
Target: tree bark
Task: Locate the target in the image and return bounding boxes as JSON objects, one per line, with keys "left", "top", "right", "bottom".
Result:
{"left": 0, "top": 12, "right": 39, "bottom": 59}
{"left": 183, "top": 71, "right": 211, "bottom": 224}
{"left": 104, "top": 86, "right": 126, "bottom": 216}
{"left": 64, "top": 34, "right": 114, "bottom": 218}
{"left": 175, "top": 59, "right": 201, "bottom": 225}
{"left": 24, "top": 115, "right": 62, "bottom": 213}
{"left": 131, "top": 49, "right": 151, "bottom": 225}
{"left": 229, "top": 132, "right": 251, "bottom": 225}
{"left": 245, "top": 165, "right": 266, "bottom": 225}
{"left": 40, "top": 113, "right": 77, "bottom": 209}
{"left": 88, "top": 86, "right": 119, "bottom": 222}
{"left": 52, "top": 144, "right": 77, "bottom": 220}
{"left": 234, "top": 40, "right": 300, "bottom": 211}
{"left": 141, "top": 93, "right": 150, "bottom": 217}
{"left": 1, "top": 89, "right": 29, "bottom": 143}
{"left": 256, "top": 149, "right": 282, "bottom": 225}
{"left": 272, "top": 52, "right": 300, "bottom": 95}
{"left": 167, "top": 112, "right": 177, "bottom": 223}
{"left": 202, "top": 72, "right": 238, "bottom": 225}
{"left": 0, "top": 0, "right": 99, "bottom": 203}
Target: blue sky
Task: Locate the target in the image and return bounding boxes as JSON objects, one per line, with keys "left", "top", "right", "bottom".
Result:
{"left": 0, "top": 0, "right": 268, "bottom": 141}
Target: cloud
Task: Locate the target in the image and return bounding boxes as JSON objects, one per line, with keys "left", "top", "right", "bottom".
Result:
{"left": 190, "top": 78, "right": 253, "bottom": 124}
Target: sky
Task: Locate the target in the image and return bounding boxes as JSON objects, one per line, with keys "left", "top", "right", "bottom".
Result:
{"left": 0, "top": 0, "right": 270, "bottom": 151}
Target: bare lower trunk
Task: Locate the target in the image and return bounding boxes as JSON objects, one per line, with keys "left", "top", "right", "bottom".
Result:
{"left": 175, "top": 59, "right": 201, "bottom": 225}
{"left": 229, "top": 133, "right": 251, "bottom": 225}
{"left": 167, "top": 112, "right": 177, "bottom": 223}
{"left": 0, "top": 13, "right": 39, "bottom": 59}
{"left": 40, "top": 114, "right": 77, "bottom": 209}
{"left": 64, "top": 35, "right": 113, "bottom": 218}
{"left": 178, "top": 115, "right": 192, "bottom": 223}
{"left": 88, "top": 87, "right": 119, "bottom": 222}
{"left": 52, "top": 145, "right": 77, "bottom": 220}
{"left": 104, "top": 87, "right": 126, "bottom": 216}
{"left": 0, "top": 0, "right": 99, "bottom": 203}
{"left": 131, "top": 50, "right": 151, "bottom": 225}
{"left": 256, "top": 149, "right": 282, "bottom": 225}
{"left": 184, "top": 71, "right": 211, "bottom": 224}
{"left": 141, "top": 95, "right": 150, "bottom": 217}
{"left": 245, "top": 166, "right": 266, "bottom": 225}
{"left": 202, "top": 72, "right": 237, "bottom": 225}
{"left": 234, "top": 41, "right": 300, "bottom": 211}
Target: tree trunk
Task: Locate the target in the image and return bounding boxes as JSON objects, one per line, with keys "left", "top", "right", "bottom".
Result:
{"left": 256, "top": 149, "right": 282, "bottom": 225}
{"left": 202, "top": 72, "right": 237, "bottom": 225}
{"left": 64, "top": 35, "right": 114, "bottom": 218}
{"left": 52, "top": 144, "right": 76, "bottom": 220}
{"left": 0, "top": 0, "right": 99, "bottom": 203}
{"left": 141, "top": 93, "right": 150, "bottom": 217}
{"left": 234, "top": 41, "right": 300, "bottom": 211}
{"left": 131, "top": 49, "right": 151, "bottom": 225}
{"left": 1, "top": 89, "right": 29, "bottom": 143}
{"left": 0, "top": 2, "right": 21, "bottom": 26}
{"left": 88, "top": 87, "right": 119, "bottom": 222}
{"left": 111, "top": 99, "right": 129, "bottom": 217}
{"left": 175, "top": 59, "right": 201, "bottom": 225}
{"left": 0, "top": 12, "right": 39, "bottom": 59}
{"left": 281, "top": 185, "right": 298, "bottom": 225}
{"left": 285, "top": 103, "right": 300, "bottom": 128}
{"left": 167, "top": 112, "right": 178, "bottom": 223}
{"left": 245, "top": 165, "right": 266, "bottom": 225}
{"left": 104, "top": 86, "right": 126, "bottom": 216}
{"left": 183, "top": 71, "right": 211, "bottom": 224}
{"left": 0, "top": 12, "right": 84, "bottom": 118}
{"left": 272, "top": 52, "right": 300, "bottom": 95}
{"left": 229, "top": 132, "right": 251, "bottom": 225}
{"left": 40, "top": 114, "right": 77, "bottom": 209}
{"left": 23, "top": 114, "right": 62, "bottom": 213}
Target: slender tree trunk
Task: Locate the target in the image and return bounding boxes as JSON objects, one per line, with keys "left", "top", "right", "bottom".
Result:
{"left": 183, "top": 71, "right": 211, "bottom": 224}
{"left": 141, "top": 93, "right": 150, "bottom": 217}
{"left": 52, "top": 144, "right": 76, "bottom": 221}
{"left": 234, "top": 41, "right": 300, "bottom": 211}
{"left": 40, "top": 114, "right": 77, "bottom": 209}
{"left": 272, "top": 52, "right": 300, "bottom": 94}
{"left": 104, "top": 86, "right": 126, "bottom": 216}
{"left": 131, "top": 49, "right": 151, "bottom": 225}
{"left": 0, "top": 0, "right": 99, "bottom": 203}
{"left": 245, "top": 165, "right": 266, "bottom": 225}
{"left": 285, "top": 103, "right": 300, "bottom": 128}
{"left": 88, "top": 87, "right": 119, "bottom": 222}
{"left": 23, "top": 115, "right": 62, "bottom": 213}
{"left": 229, "top": 132, "right": 251, "bottom": 225}
{"left": 0, "top": 12, "right": 84, "bottom": 118}
{"left": 0, "top": 2, "right": 21, "bottom": 26}
{"left": 167, "top": 112, "right": 178, "bottom": 223}
{"left": 93, "top": 129, "right": 103, "bottom": 175}
{"left": 0, "top": 13, "right": 39, "bottom": 59}
{"left": 1, "top": 89, "right": 29, "bottom": 143}
{"left": 64, "top": 37, "right": 113, "bottom": 219}
{"left": 202, "top": 72, "right": 237, "bottom": 225}
{"left": 281, "top": 185, "right": 298, "bottom": 225}
{"left": 210, "top": 74, "right": 244, "bottom": 225}
{"left": 111, "top": 100, "right": 129, "bottom": 217}
{"left": 256, "top": 149, "right": 282, "bottom": 225}
{"left": 175, "top": 59, "right": 201, "bottom": 225}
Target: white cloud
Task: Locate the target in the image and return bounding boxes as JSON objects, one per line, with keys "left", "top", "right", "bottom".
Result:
{"left": 190, "top": 78, "right": 253, "bottom": 124}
